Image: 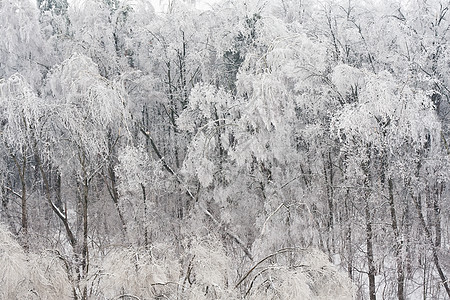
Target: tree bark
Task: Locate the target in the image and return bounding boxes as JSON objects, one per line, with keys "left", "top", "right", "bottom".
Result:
{"left": 106, "top": 160, "right": 127, "bottom": 234}
{"left": 433, "top": 183, "right": 442, "bottom": 247}
{"left": 388, "top": 179, "right": 405, "bottom": 300}
{"left": 81, "top": 176, "right": 89, "bottom": 300}
{"left": 323, "top": 152, "right": 335, "bottom": 254}
{"left": 79, "top": 153, "right": 90, "bottom": 300}
{"left": 141, "top": 183, "right": 149, "bottom": 248}
{"left": 363, "top": 149, "right": 376, "bottom": 300}
{"left": 365, "top": 199, "right": 376, "bottom": 300}
{"left": 344, "top": 193, "right": 353, "bottom": 280}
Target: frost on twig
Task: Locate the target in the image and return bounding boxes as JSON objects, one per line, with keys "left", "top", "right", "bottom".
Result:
{"left": 237, "top": 247, "right": 354, "bottom": 300}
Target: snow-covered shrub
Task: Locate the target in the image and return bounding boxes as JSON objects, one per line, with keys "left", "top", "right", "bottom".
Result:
{"left": 243, "top": 248, "right": 354, "bottom": 300}
{"left": 95, "top": 244, "right": 180, "bottom": 299}
{"left": 183, "top": 236, "right": 238, "bottom": 299}
{"left": 0, "top": 224, "right": 71, "bottom": 299}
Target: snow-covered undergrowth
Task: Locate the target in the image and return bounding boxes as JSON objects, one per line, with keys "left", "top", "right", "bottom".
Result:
{"left": 0, "top": 224, "right": 72, "bottom": 299}
{"left": 1, "top": 225, "right": 353, "bottom": 299}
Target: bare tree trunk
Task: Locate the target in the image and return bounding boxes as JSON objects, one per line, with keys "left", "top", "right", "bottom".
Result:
{"left": 79, "top": 154, "right": 90, "bottom": 300}
{"left": 178, "top": 31, "right": 188, "bottom": 107}
{"left": 107, "top": 161, "right": 127, "bottom": 234}
{"left": 362, "top": 149, "right": 376, "bottom": 300}
{"left": 344, "top": 194, "right": 353, "bottom": 280}
{"left": 433, "top": 183, "right": 442, "bottom": 247}
{"left": 20, "top": 175, "right": 28, "bottom": 249}
{"left": 423, "top": 256, "right": 427, "bottom": 300}
{"left": 323, "top": 152, "right": 335, "bottom": 254}
{"left": 141, "top": 183, "right": 149, "bottom": 248}
{"left": 388, "top": 179, "right": 405, "bottom": 300}
{"left": 21, "top": 160, "right": 28, "bottom": 241}
{"left": 405, "top": 201, "right": 412, "bottom": 277}
{"left": 365, "top": 198, "right": 376, "bottom": 300}
{"left": 81, "top": 176, "right": 89, "bottom": 300}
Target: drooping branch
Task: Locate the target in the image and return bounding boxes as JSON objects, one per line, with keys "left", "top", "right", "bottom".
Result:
{"left": 235, "top": 247, "right": 306, "bottom": 288}
{"left": 114, "top": 295, "right": 141, "bottom": 300}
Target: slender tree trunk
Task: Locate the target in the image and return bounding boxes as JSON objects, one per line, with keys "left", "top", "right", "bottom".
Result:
{"left": 344, "top": 194, "right": 353, "bottom": 280}
{"left": 178, "top": 31, "right": 188, "bottom": 107}
{"left": 423, "top": 256, "right": 427, "bottom": 300}
{"left": 141, "top": 183, "right": 149, "bottom": 248}
{"left": 103, "top": 130, "right": 127, "bottom": 237}
{"left": 108, "top": 161, "right": 127, "bottom": 234}
{"left": 20, "top": 171, "right": 28, "bottom": 250}
{"left": 365, "top": 199, "right": 376, "bottom": 300}
{"left": 433, "top": 183, "right": 442, "bottom": 247}
{"left": 79, "top": 153, "right": 90, "bottom": 300}
{"left": 81, "top": 176, "right": 89, "bottom": 300}
{"left": 323, "top": 152, "right": 335, "bottom": 253}
{"left": 362, "top": 150, "right": 376, "bottom": 300}
{"left": 328, "top": 152, "right": 335, "bottom": 253}
{"left": 388, "top": 179, "right": 404, "bottom": 300}
{"left": 405, "top": 199, "right": 412, "bottom": 277}
{"left": 18, "top": 154, "right": 28, "bottom": 250}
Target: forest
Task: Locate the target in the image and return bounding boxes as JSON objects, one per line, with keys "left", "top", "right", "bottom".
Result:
{"left": 0, "top": 0, "right": 449, "bottom": 299}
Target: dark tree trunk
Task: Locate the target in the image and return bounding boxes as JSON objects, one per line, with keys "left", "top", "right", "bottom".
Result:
{"left": 388, "top": 179, "right": 405, "bottom": 300}
{"left": 141, "top": 183, "right": 149, "bottom": 248}
{"left": 344, "top": 194, "right": 353, "bottom": 280}
{"left": 365, "top": 200, "right": 376, "bottom": 300}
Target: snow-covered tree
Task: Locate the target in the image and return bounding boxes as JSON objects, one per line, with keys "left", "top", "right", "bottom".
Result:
{"left": 0, "top": 1, "right": 449, "bottom": 299}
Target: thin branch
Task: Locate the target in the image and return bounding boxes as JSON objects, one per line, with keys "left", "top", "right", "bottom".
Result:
{"left": 235, "top": 247, "right": 306, "bottom": 288}
{"left": 3, "top": 186, "right": 22, "bottom": 199}
{"left": 261, "top": 203, "right": 285, "bottom": 235}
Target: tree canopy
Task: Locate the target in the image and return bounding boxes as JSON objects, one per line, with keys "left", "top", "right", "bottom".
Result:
{"left": 0, "top": 0, "right": 449, "bottom": 299}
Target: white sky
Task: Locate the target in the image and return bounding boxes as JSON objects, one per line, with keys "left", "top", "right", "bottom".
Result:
{"left": 149, "top": 0, "right": 223, "bottom": 12}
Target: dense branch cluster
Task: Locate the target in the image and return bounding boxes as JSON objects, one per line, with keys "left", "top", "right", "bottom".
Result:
{"left": 0, "top": 0, "right": 449, "bottom": 299}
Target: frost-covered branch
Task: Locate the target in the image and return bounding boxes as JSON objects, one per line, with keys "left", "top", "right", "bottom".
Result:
{"left": 140, "top": 127, "right": 253, "bottom": 261}
{"left": 236, "top": 247, "right": 306, "bottom": 287}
